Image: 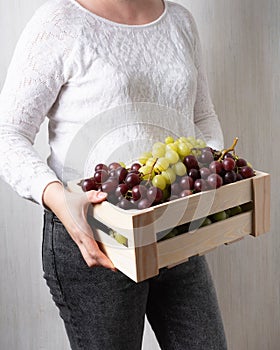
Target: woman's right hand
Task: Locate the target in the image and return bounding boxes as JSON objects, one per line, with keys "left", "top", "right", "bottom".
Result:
{"left": 42, "top": 181, "right": 116, "bottom": 271}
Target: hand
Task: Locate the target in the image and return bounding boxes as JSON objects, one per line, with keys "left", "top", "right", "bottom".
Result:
{"left": 43, "top": 181, "right": 116, "bottom": 271}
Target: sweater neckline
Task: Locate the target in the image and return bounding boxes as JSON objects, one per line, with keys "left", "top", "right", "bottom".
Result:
{"left": 68, "top": 0, "right": 168, "bottom": 28}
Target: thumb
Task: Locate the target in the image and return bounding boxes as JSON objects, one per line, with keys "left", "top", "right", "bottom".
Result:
{"left": 86, "top": 190, "right": 108, "bottom": 204}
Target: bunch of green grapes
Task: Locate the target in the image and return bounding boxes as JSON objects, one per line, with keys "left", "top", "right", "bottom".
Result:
{"left": 138, "top": 136, "right": 206, "bottom": 191}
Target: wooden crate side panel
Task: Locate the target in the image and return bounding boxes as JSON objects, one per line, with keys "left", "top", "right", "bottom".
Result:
{"left": 151, "top": 178, "right": 253, "bottom": 232}
{"left": 95, "top": 230, "right": 138, "bottom": 282}
{"left": 252, "top": 173, "right": 271, "bottom": 236}
{"left": 157, "top": 211, "right": 253, "bottom": 269}
{"left": 135, "top": 243, "right": 159, "bottom": 282}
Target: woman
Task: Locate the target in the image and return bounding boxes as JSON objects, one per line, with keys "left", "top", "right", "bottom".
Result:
{"left": 0, "top": 0, "right": 227, "bottom": 349}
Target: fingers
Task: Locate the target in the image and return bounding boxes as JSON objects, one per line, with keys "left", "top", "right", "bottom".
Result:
{"left": 78, "top": 234, "right": 116, "bottom": 271}
{"left": 85, "top": 190, "right": 108, "bottom": 204}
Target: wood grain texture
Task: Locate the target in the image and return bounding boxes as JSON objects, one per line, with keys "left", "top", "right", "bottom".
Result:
{"left": 0, "top": 0, "right": 279, "bottom": 349}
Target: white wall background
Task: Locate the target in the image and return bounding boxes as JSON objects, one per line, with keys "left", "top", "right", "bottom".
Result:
{"left": 0, "top": 0, "right": 279, "bottom": 349}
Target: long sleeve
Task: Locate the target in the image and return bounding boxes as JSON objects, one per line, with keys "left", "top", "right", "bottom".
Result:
{"left": 0, "top": 7, "right": 70, "bottom": 206}
{"left": 190, "top": 15, "right": 224, "bottom": 150}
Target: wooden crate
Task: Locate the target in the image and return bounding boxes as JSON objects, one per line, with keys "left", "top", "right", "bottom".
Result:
{"left": 67, "top": 170, "right": 270, "bottom": 282}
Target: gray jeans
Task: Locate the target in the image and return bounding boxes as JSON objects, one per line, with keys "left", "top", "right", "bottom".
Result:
{"left": 42, "top": 210, "right": 227, "bottom": 350}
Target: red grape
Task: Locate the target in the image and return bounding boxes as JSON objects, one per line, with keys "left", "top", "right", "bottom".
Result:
{"left": 183, "top": 155, "right": 199, "bottom": 170}
{"left": 81, "top": 178, "right": 98, "bottom": 192}
{"left": 199, "top": 150, "right": 214, "bottom": 164}
{"left": 223, "top": 171, "right": 237, "bottom": 184}
{"left": 115, "top": 183, "right": 129, "bottom": 197}
{"left": 95, "top": 163, "right": 108, "bottom": 172}
{"left": 115, "top": 167, "right": 128, "bottom": 183}
{"left": 101, "top": 179, "right": 118, "bottom": 194}
{"left": 222, "top": 158, "right": 236, "bottom": 171}
{"left": 223, "top": 152, "right": 234, "bottom": 159}
{"left": 207, "top": 173, "right": 223, "bottom": 189}
{"left": 125, "top": 173, "right": 140, "bottom": 188}
{"left": 180, "top": 189, "right": 193, "bottom": 197}
{"left": 179, "top": 176, "right": 194, "bottom": 190}
{"left": 200, "top": 167, "right": 211, "bottom": 180}
{"left": 132, "top": 185, "right": 147, "bottom": 201}
{"left": 130, "top": 163, "right": 141, "bottom": 171}
{"left": 108, "top": 162, "right": 121, "bottom": 171}
{"left": 118, "top": 198, "right": 135, "bottom": 210}
{"left": 209, "top": 161, "right": 223, "bottom": 174}
{"left": 147, "top": 186, "right": 163, "bottom": 204}
{"left": 94, "top": 170, "right": 109, "bottom": 184}
{"left": 138, "top": 198, "right": 152, "bottom": 210}
{"left": 236, "top": 158, "right": 247, "bottom": 167}
{"left": 188, "top": 168, "right": 200, "bottom": 181}
{"left": 239, "top": 166, "right": 254, "bottom": 178}
{"left": 170, "top": 182, "right": 181, "bottom": 195}
{"left": 193, "top": 179, "right": 208, "bottom": 192}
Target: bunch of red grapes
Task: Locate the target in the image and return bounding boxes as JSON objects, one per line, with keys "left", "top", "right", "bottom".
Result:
{"left": 80, "top": 146, "right": 255, "bottom": 210}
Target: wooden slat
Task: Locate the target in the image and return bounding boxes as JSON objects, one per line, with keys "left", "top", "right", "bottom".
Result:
{"left": 135, "top": 243, "right": 159, "bottom": 282}
{"left": 251, "top": 172, "right": 271, "bottom": 236}
{"left": 157, "top": 211, "right": 253, "bottom": 269}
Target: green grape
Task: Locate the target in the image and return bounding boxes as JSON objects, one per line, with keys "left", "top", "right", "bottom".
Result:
{"left": 212, "top": 211, "right": 227, "bottom": 221}
{"left": 229, "top": 205, "right": 242, "bottom": 216}
{"left": 165, "top": 136, "right": 174, "bottom": 144}
{"left": 172, "top": 162, "right": 187, "bottom": 176}
{"left": 119, "top": 161, "right": 126, "bottom": 168}
{"left": 166, "top": 143, "right": 178, "bottom": 152}
{"left": 165, "top": 150, "right": 179, "bottom": 164}
{"left": 177, "top": 142, "right": 191, "bottom": 157}
{"left": 152, "top": 142, "right": 166, "bottom": 158}
{"left": 196, "top": 139, "right": 207, "bottom": 148}
{"left": 154, "top": 157, "right": 169, "bottom": 172}
{"left": 201, "top": 217, "right": 212, "bottom": 226}
{"left": 146, "top": 157, "right": 157, "bottom": 167}
{"left": 186, "top": 136, "right": 196, "bottom": 144}
{"left": 179, "top": 136, "right": 188, "bottom": 143}
{"left": 162, "top": 168, "right": 176, "bottom": 184}
{"left": 152, "top": 175, "right": 167, "bottom": 190}
{"left": 114, "top": 232, "right": 128, "bottom": 246}
{"left": 139, "top": 165, "right": 154, "bottom": 180}
{"left": 139, "top": 152, "right": 152, "bottom": 165}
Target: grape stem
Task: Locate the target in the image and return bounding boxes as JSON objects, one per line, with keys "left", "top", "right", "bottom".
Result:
{"left": 147, "top": 158, "right": 158, "bottom": 183}
{"left": 218, "top": 137, "right": 239, "bottom": 162}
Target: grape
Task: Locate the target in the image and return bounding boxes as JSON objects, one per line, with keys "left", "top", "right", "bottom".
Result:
{"left": 146, "top": 157, "right": 157, "bottom": 167}
{"left": 201, "top": 217, "right": 212, "bottom": 226}
{"left": 152, "top": 142, "right": 166, "bottom": 158}
{"left": 132, "top": 185, "right": 147, "bottom": 201}
{"left": 222, "top": 158, "right": 236, "bottom": 171}
{"left": 236, "top": 173, "right": 243, "bottom": 181}
{"left": 107, "top": 194, "right": 118, "bottom": 205}
{"left": 125, "top": 173, "right": 141, "bottom": 188}
{"left": 239, "top": 166, "right": 254, "bottom": 178}
{"left": 101, "top": 179, "right": 118, "bottom": 194}
{"left": 81, "top": 178, "right": 98, "bottom": 192}
{"left": 212, "top": 211, "right": 227, "bottom": 221}
{"left": 207, "top": 173, "right": 223, "bottom": 189}
{"left": 115, "top": 183, "right": 129, "bottom": 197}
{"left": 165, "top": 150, "right": 179, "bottom": 164}
{"left": 200, "top": 167, "right": 211, "bottom": 180}
{"left": 114, "top": 232, "right": 128, "bottom": 246}
{"left": 139, "top": 152, "right": 152, "bottom": 165}
{"left": 177, "top": 143, "right": 191, "bottom": 157}
{"left": 115, "top": 167, "right": 128, "bottom": 183}
{"left": 183, "top": 155, "right": 199, "bottom": 171}
{"left": 172, "top": 162, "right": 187, "bottom": 176}
{"left": 108, "top": 162, "right": 121, "bottom": 171}
{"left": 236, "top": 158, "right": 247, "bottom": 167}
{"left": 193, "top": 179, "right": 208, "bottom": 192}
{"left": 229, "top": 205, "right": 242, "bottom": 216}
{"left": 223, "top": 171, "right": 237, "bottom": 184}
{"left": 147, "top": 186, "right": 163, "bottom": 204}
{"left": 154, "top": 157, "right": 169, "bottom": 172}
{"left": 130, "top": 163, "right": 141, "bottom": 171}
{"left": 118, "top": 198, "right": 135, "bottom": 210}
{"left": 188, "top": 168, "right": 200, "bottom": 181}
{"left": 139, "top": 165, "right": 153, "bottom": 180}
{"left": 162, "top": 168, "right": 176, "bottom": 184}
{"left": 199, "top": 150, "right": 214, "bottom": 165}
{"left": 179, "top": 176, "right": 194, "bottom": 190}
{"left": 165, "top": 136, "right": 174, "bottom": 144}
{"left": 180, "top": 189, "right": 193, "bottom": 197}
{"left": 209, "top": 161, "right": 223, "bottom": 174}
{"left": 94, "top": 170, "right": 109, "bottom": 184}
{"left": 224, "top": 152, "right": 234, "bottom": 159}
{"left": 152, "top": 175, "right": 166, "bottom": 190}
{"left": 95, "top": 163, "right": 108, "bottom": 172}
{"left": 171, "top": 182, "right": 181, "bottom": 195}
{"left": 166, "top": 143, "right": 178, "bottom": 152}
{"left": 137, "top": 198, "right": 152, "bottom": 210}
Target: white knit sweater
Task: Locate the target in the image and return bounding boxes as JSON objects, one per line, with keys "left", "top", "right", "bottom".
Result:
{"left": 0, "top": 0, "right": 224, "bottom": 206}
